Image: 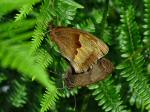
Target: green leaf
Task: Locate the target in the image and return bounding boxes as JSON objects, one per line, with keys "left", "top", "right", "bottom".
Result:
{"left": 40, "top": 88, "right": 59, "bottom": 112}
{"left": 88, "top": 76, "right": 128, "bottom": 112}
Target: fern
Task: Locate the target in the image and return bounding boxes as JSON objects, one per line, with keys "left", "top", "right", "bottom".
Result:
{"left": 143, "top": 0, "right": 150, "bottom": 44}
{"left": 24, "top": 84, "right": 42, "bottom": 112}
{"left": 31, "top": 0, "right": 83, "bottom": 52}
{"left": 39, "top": 8, "right": 91, "bottom": 109}
{"left": 72, "top": 5, "right": 127, "bottom": 112}
{"left": 61, "top": 87, "right": 79, "bottom": 98}
{"left": 0, "top": 0, "right": 31, "bottom": 18}
{"left": 77, "top": 2, "right": 128, "bottom": 112}
{"left": 117, "top": 53, "right": 150, "bottom": 111}
{"left": 15, "top": 0, "right": 40, "bottom": 21}
{"left": 0, "top": 43, "right": 55, "bottom": 90}
{"left": 0, "top": 73, "right": 7, "bottom": 84}
{"left": 40, "top": 88, "right": 59, "bottom": 112}
{"left": 55, "top": 0, "right": 83, "bottom": 25}
{"left": 0, "top": 19, "right": 36, "bottom": 40}
{"left": 0, "top": 2, "right": 56, "bottom": 90}
{"left": 76, "top": 19, "right": 95, "bottom": 32}
{"left": 35, "top": 48, "right": 53, "bottom": 69}
{"left": 130, "top": 91, "right": 143, "bottom": 109}
{"left": 143, "top": 0, "right": 150, "bottom": 74}
{"left": 0, "top": 0, "right": 150, "bottom": 112}
{"left": 8, "top": 80, "right": 27, "bottom": 108}
{"left": 119, "top": 6, "right": 141, "bottom": 57}
{"left": 148, "top": 64, "right": 150, "bottom": 74}
{"left": 90, "top": 9, "right": 103, "bottom": 24}
{"left": 88, "top": 76, "right": 128, "bottom": 112}
{"left": 31, "top": 0, "right": 53, "bottom": 52}
{"left": 117, "top": 5, "right": 150, "bottom": 111}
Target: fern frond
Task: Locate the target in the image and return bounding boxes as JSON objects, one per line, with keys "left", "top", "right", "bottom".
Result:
{"left": 36, "top": 49, "right": 53, "bottom": 69}
{"left": 24, "top": 85, "right": 42, "bottom": 112}
{"left": 118, "top": 6, "right": 141, "bottom": 57}
{"left": 117, "top": 5, "right": 150, "bottom": 111}
{"left": 143, "top": 0, "right": 150, "bottom": 44}
{"left": 90, "top": 9, "right": 103, "bottom": 24}
{"left": 0, "top": 19, "right": 36, "bottom": 40}
{"left": 0, "top": 0, "right": 31, "bottom": 18}
{"left": 31, "top": 0, "right": 52, "bottom": 52}
{"left": 148, "top": 64, "right": 150, "bottom": 74}
{"left": 0, "top": 73, "right": 7, "bottom": 84}
{"left": 130, "top": 92, "right": 143, "bottom": 109}
{"left": 61, "top": 88, "right": 79, "bottom": 98}
{"left": 15, "top": 0, "right": 40, "bottom": 21}
{"left": 31, "top": 0, "right": 83, "bottom": 52}
{"left": 117, "top": 53, "right": 150, "bottom": 111}
{"left": 8, "top": 80, "right": 27, "bottom": 108}
{"left": 55, "top": 0, "right": 83, "bottom": 25}
{"left": 0, "top": 43, "right": 54, "bottom": 89}
{"left": 40, "top": 88, "right": 59, "bottom": 112}
{"left": 143, "top": 0, "right": 150, "bottom": 72}
{"left": 88, "top": 76, "right": 128, "bottom": 112}
{"left": 76, "top": 19, "right": 95, "bottom": 32}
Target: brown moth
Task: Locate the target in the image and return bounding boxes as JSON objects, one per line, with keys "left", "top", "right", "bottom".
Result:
{"left": 50, "top": 27, "right": 109, "bottom": 73}
{"left": 50, "top": 27, "right": 113, "bottom": 87}
{"left": 65, "top": 58, "right": 114, "bottom": 88}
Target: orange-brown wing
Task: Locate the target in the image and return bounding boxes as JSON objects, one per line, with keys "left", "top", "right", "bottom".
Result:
{"left": 50, "top": 27, "right": 109, "bottom": 73}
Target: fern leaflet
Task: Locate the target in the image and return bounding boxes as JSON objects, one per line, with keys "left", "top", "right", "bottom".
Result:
{"left": 15, "top": 0, "right": 40, "bottom": 21}
{"left": 40, "top": 88, "right": 59, "bottom": 112}
{"left": 88, "top": 76, "right": 128, "bottom": 112}
{"left": 117, "top": 5, "right": 150, "bottom": 111}
{"left": 8, "top": 80, "right": 27, "bottom": 108}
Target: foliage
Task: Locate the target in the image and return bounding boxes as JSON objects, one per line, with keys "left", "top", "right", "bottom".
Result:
{"left": 40, "top": 89, "right": 59, "bottom": 112}
{"left": 88, "top": 76, "right": 128, "bottom": 112}
{"left": 116, "top": 5, "right": 150, "bottom": 111}
{"left": 8, "top": 80, "right": 27, "bottom": 108}
{"left": 0, "top": 0, "right": 150, "bottom": 112}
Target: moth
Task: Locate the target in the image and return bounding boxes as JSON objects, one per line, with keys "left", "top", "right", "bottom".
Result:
{"left": 65, "top": 58, "right": 114, "bottom": 88}
{"left": 50, "top": 27, "right": 113, "bottom": 87}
